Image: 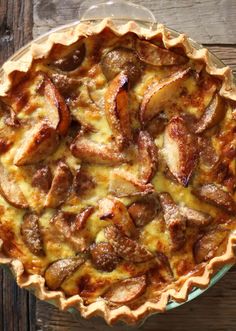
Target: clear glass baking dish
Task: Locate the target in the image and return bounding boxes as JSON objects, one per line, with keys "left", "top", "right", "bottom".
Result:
{"left": 0, "top": 0, "right": 235, "bottom": 324}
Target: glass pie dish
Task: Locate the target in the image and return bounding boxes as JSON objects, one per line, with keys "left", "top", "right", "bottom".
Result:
{"left": 0, "top": 0, "right": 235, "bottom": 325}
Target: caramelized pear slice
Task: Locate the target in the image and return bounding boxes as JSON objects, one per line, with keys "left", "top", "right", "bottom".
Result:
{"left": 45, "top": 257, "right": 85, "bottom": 290}
{"left": 128, "top": 195, "right": 159, "bottom": 227}
{"left": 0, "top": 163, "right": 28, "bottom": 209}
{"left": 136, "top": 39, "right": 187, "bottom": 66}
{"left": 45, "top": 161, "right": 72, "bottom": 208}
{"left": 14, "top": 123, "right": 59, "bottom": 166}
{"left": 138, "top": 131, "right": 158, "bottom": 183}
{"left": 105, "top": 225, "right": 153, "bottom": 262}
{"left": 195, "top": 94, "right": 226, "bottom": 133}
{"left": 98, "top": 197, "right": 136, "bottom": 237}
{"left": 159, "top": 192, "right": 186, "bottom": 251}
{"left": 104, "top": 275, "right": 146, "bottom": 303}
{"left": 109, "top": 170, "right": 154, "bottom": 197}
{"left": 194, "top": 227, "right": 229, "bottom": 264}
{"left": 70, "top": 135, "right": 127, "bottom": 165}
{"left": 140, "top": 68, "right": 191, "bottom": 124}
{"left": 179, "top": 206, "right": 212, "bottom": 227}
{"left": 163, "top": 116, "right": 198, "bottom": 187}
{"left": 101, "top": 47, "right": 142, "bottom": 84}
{"left": 44, "top": 74, "right": 71, "bottom": 136}
{"left": 21, "top": 213, "right": 44, "bottom": 256}
{"left": 105, "top": 72, "right": 132, "bottom": 150}
{"left": 192, "top": 184, "right": 236, "bottom": 214}
{"left": 71, "top": 206, "right": 94, "bottom": 232}
{"left": 52, "top": 43, "right": 85, "bottom": 72}
{"left": 90, "top": 242, "right": 120, "bottom": 272}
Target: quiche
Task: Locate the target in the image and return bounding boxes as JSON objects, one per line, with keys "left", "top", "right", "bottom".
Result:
{"left": 0, "top": 19, "right": 236, "bottom": 325}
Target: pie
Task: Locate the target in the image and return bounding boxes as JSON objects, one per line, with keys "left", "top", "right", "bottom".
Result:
{"left": 0, "top": 19, "right": 236, "bottom": 325}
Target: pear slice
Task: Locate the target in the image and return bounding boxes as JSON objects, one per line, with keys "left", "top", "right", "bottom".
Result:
{"left": 21, "top": 213, "right": 44, "bottom": 256}
{"left": 140, "top": 68, "right": 191, "bottom": 124}
{"left": 45, "top": 161, "right": 72, "bottom": 208}
{"left": 98, "top": 197, "right": 136, "bottom": 237}
{"left": 104, "top": 275, "right": 146, "bottom": 303}
{"left": 192, "top": 184, "right": 236, "bottom": 214}
{"left": 0, "top": 163, "right": 28, "bottom": 209}
{"left": 43, "top": 73, "right": 71, "bottom": 136}
{"left": 105, "top": 72, "right": 132, "bottom": 150}
{"left": 70, "top": 135, "right": 127, "bottom": 165}
{"left": 138, "top": 131, "right": 158, "bottom": 183}
{"left": 109, "top": 169, "right": 154, "bottom": 197}
{"left": 195, "top": 94, "right": 226, "bottom": 133}
{"left": 105, "top": 225, "right": 153, "bottom": 262}
{"left": 14, "top": 123, "right": 59, "bottom": 166}
{"left": 90, "top": 242, "right": 120, "bottom": 272}
{"left": 163, "top": 116, "right": 198, "bottom": 187}
{"left": 45, "top": 257, "right": 85, "bottom": 290}
{"left": 159, "top": 192, "right": 186, "bottom": 251}
{"left": 194, "top": 227, "right": 229, "bottom": 263}
{"left": 136, "top": 39, "right": 187, "bottom": 66}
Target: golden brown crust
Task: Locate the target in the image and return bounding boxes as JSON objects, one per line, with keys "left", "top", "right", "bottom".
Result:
{"left": 0, "top": 18, "right": 236, "bottom": 326}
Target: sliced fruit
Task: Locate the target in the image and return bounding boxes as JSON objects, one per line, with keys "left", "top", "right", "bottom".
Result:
{"left": 192, "top": 184, "right": 236, "bottom": 214}
{"left": 109, "top": 169, "right": 154, "bottom": 197}
{"left": 137, "top": 131, "right": 158, "bottom": 183}
{"left": 159, "top": 192, "right": 186, "bottom": 251}
{"left": 90, "top": 242, "right": 120, "bottom": 272}
{"left": 14, "top": 123, "right": 59, "bottom": 166}
{"left": 101, "top": 47, "right": 142, "bottom": 84}
{"left": 73, "top": 167, "right": 96, "bottom": 196}
{"left": 194, "top": 227, "right": 229, "bottom": 263}
{"left": 105, "top": 72, "right": 132, "bottom": 150}
{"left": 51, "top": 211, "right": 87, "bottom": 252}
{"left": 52, "top": 43, "right": 86, "bottom": 71}
{"left": 163, "top": 116, "right": 198, "bottom": 186}
{"left": 70, "top": 135, "right": 127, "bottom": 165}
{"left": 104, "top": 275, "right": 146, "bottom": 303}
{"left": 45, "top": 257, "right": 85, "bottom": 290}
{"left": 140, "top": 68, "right": 191, "bottom": 124}
{"left": 45, "top": 161, "right": 73, "bottom": 208}
{"left": 71, "top": 206, "right": 94, "bottom": 232}
{"left": 31, "top": 166, "right": 52, "bottom": 192}
{"left": 21, "top": 213, "right": 44, "bottom": 256}
{"left": 105, "top": 225, "right": 153, "bottom": 262}
{"left": 195, "top": 94, "right": 226, "bottom": 133}
{"left": 128, "top": 195, "right": 159, "bottom": 227}
{"left": 43, "top": 73, "right": 71, "bottom": 136}
{"left": 98, "top": 197, "right": 136, "bottom": 237}
{"left": 0, "top": 163, "right": 28, "bottom": 209}
{"left": 136, "top": 39, "right": 187, "bottom": 66}
{"left": 179, "top": 206, "right": 212, "bottom": 227}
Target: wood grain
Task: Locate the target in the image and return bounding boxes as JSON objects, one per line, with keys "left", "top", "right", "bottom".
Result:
{"left": 0, "top": 0, "right": 33, "bottom": 64}
{"left": 0, "top": 0, "right": 236, "bottom": 330}
{"left": 33, "top": 0, "right": 236, "bottom": 44}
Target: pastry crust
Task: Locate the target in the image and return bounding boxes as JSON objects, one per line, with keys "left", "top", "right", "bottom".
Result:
{"left": 0, "top": 18, "right": 236, "bottom": 325}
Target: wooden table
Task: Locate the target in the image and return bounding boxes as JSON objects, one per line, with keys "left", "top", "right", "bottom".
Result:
{"left": 0, "top": 1, "right": 236, "bottom": 330}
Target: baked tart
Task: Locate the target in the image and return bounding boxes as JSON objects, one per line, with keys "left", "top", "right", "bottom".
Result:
{"left": 0, "top": 19, "right": 236, "bottom": 325}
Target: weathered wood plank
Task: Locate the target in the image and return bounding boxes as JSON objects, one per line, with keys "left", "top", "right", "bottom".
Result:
{"left": 35, "top": 267, "right": 236, "bottom": 331}
{"left": 33, "top": 0, "right": 236, "bottom": 44}
{"left": 2, "top": 269, "right": 29, "bottom": 331}
{"left": 205, "top": 45, "right": 236, "bottom": 75}
{"left": 0, "top": 269, "right": 3, "bottom": 331}
{"left": 0, "top": 0, "right": 33, "bottom": 65}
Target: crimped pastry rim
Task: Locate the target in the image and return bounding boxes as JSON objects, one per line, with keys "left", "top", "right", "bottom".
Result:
{"left": 0, "top": 18, "right": 236, "bottom": 325}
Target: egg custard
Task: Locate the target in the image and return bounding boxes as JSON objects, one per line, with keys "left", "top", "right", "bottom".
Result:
{"left": 0, "top": 19, "right": 235, "bottom": 325}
